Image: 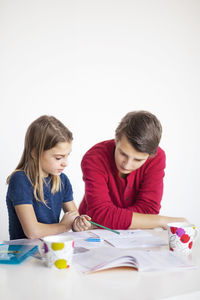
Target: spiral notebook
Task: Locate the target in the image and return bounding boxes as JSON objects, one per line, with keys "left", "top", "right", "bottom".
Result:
{"left": 0, "top": 244, "right": 38, "bottom": 264}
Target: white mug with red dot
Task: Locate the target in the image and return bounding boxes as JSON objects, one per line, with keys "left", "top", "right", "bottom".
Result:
{"left": 167, "top": 222, "right": 198, "bottom": 255}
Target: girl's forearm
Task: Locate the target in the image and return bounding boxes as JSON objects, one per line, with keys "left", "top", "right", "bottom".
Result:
{"left": 25, "top": 222, "right": 69, "bottom": 239}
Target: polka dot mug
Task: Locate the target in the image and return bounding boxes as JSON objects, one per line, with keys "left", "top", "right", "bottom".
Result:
{"left": 39, "top": 235, "right": 74, "bottom": 269}
{"left": 167, "top": 222, "right": 198, "bottom": 255}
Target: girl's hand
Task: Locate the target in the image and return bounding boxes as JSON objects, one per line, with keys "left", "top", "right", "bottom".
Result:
{"left": 72, "top": 215, "right": 92, "bottom": 232}
{"left": 60, "top": 211, "right": 79, "bottom": 230}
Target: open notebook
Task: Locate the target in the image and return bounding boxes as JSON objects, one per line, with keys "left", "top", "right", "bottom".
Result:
{"left": 73, "top": 247, "right": 196, "bottom": 273}
{"left": 0, "top": 244, "right": 38, "bottom": 264}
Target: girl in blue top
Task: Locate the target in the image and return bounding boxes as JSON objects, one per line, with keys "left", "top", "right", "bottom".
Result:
{"left": 6, "top": 115, "right": 92, "bottom": 240}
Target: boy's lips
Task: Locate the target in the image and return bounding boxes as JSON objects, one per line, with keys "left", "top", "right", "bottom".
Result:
{"left": 120, "top": 166, "right": 131, "bottom": 172}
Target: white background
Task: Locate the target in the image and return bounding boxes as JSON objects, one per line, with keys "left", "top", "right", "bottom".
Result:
{"left": 0, "top": 0, "right": 199, "bottom": 241}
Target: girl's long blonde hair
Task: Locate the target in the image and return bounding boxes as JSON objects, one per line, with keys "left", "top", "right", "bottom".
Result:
{"left": 7, "top": 115, "right": 73, "bottom": 204}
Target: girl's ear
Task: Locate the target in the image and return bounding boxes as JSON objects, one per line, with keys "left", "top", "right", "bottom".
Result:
{"left": 31, "top": 149, "right": 35, "bottom": 159}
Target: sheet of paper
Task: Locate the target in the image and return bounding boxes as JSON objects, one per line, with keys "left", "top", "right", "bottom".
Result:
{"left": 2, "top": 230, "right": 166, "bottom": 253}
{"left": 58, "top": 231, "right": 95, "bottom": 240}
{"left": 74, "top": 239, "right": 109, "bottom": 249}
{"left": 88, "top": 229, "right": 167, "bottom": 248}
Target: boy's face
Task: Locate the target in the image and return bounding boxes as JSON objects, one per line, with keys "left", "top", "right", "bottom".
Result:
{"left": 40, "top": 142, "right": 72, "bottom": 177}
{"left": 114, "top": 135, "right": 149, "bottom": 178}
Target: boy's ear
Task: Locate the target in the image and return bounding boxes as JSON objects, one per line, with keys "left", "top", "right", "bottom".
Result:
{"left": 114, "top": 137, "right": 118, "bottom": 145}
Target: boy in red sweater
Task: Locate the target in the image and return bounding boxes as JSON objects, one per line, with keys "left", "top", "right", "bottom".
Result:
{"left": 79, "top": 111, "right": 186, "bottom": 230}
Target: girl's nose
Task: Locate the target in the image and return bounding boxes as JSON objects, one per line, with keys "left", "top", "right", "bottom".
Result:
{"left": 61, "top": 160, "right": 68, "bottom": 167}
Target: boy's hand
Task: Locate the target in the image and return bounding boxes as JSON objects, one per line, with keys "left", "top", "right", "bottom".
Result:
{"left": 72, "top": 215, "right": 92, "bottom": 232}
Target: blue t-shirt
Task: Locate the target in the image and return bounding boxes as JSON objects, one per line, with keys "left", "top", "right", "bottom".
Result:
{"left": 6, "top": 171, "right": 73, "bottom": 240}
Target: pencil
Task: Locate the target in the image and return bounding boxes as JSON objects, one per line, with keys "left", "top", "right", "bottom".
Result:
{"left": 89, "top": 220, "right": 120, "bottom": 235}
{"left": 0, "top": 250, "right": 20, "bottom": 254}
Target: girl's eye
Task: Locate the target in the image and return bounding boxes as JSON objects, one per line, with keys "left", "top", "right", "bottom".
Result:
{"left": 56, "top": 157, "right": 61, "bottom": 160}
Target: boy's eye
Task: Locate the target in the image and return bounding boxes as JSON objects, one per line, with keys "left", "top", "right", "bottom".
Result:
{"left": 119, "top": 150, "right": 124, "bottom": 155}
{"left": 120, "top": 151, "right": 127, "bottom": 157}
{"left": 56, "top": 157, "right": 61, "bottom": 160}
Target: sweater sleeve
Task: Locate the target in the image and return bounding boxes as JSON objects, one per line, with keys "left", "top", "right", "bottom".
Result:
{"left": 81, "top": 153, "right": 133, "bottom": 230}
{"left": 127, "top": 148, "right": 166, "bottom": 214}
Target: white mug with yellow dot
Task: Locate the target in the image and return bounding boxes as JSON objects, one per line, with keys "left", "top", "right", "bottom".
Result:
{"left": 39, "top": 235, "right": 74, "bottom": 269}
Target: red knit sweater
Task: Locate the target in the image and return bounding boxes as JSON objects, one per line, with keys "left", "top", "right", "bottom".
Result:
{"left": 79, "top": 140, "right": 166, "bottom": 229}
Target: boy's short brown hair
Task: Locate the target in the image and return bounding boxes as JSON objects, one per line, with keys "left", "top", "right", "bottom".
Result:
{"left": 115, "top": 111, "right": 162, "bottom": 155}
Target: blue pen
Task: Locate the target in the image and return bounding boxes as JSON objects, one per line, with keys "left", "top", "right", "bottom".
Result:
{"left": 86, "top": 238, "right": 101, "bottom": 242}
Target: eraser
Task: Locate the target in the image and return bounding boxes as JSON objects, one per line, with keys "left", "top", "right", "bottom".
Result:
{"left": 86, "top": 238, "right": 101, "bottom": 242}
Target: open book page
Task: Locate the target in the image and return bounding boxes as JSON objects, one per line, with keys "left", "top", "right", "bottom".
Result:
{"left": 73, "top": 247, "right": 196, "bottom": 274}
{"left": 130, "top": 249, "right": 196, "bottom": 272}
{"left": 87, "top": 229, "right": 167, "bottom": 248}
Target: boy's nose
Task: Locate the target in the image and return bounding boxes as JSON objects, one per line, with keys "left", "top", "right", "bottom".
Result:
{"left": 124, "top": 159, "right": 133, "bottom": 170}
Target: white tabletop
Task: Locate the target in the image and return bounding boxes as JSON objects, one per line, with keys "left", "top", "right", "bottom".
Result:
{"left": 0, "top": 230, "right": 199, "bottom": 300}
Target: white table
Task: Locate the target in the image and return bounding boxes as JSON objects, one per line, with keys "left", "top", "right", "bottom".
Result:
{"left": 0, "top": 230, "right": 199, "bottom": 300}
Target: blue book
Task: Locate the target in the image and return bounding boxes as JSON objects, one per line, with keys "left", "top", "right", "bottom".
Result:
{"left": 0, "top": 244, "right": 38, "bottom": 264}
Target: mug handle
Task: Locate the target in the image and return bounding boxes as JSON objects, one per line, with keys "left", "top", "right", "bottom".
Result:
{"left": 193, "top": 226, "right": 199, "bottom": 241}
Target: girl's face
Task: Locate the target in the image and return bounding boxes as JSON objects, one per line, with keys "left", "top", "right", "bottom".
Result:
{"left": 114, "top": 135, "right": 149, "bottom": 178}
{"left": 40, "top": 142, "right": 72, "bottom": 177}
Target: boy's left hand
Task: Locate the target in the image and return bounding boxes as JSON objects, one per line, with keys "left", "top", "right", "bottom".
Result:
{"left": 72, "top": 215, "right": 92, "bottom": 232}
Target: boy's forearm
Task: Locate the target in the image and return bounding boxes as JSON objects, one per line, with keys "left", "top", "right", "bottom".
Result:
{"left": 129, "top": 212, "right": 162, "bottom": 230}
{"left": 129, "top": 212, "right": 187, "bottom": 230}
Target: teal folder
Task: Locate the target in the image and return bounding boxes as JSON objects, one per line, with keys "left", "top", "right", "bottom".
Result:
{"left": 0, "top": 244, "right": 38, "bottom": 264}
